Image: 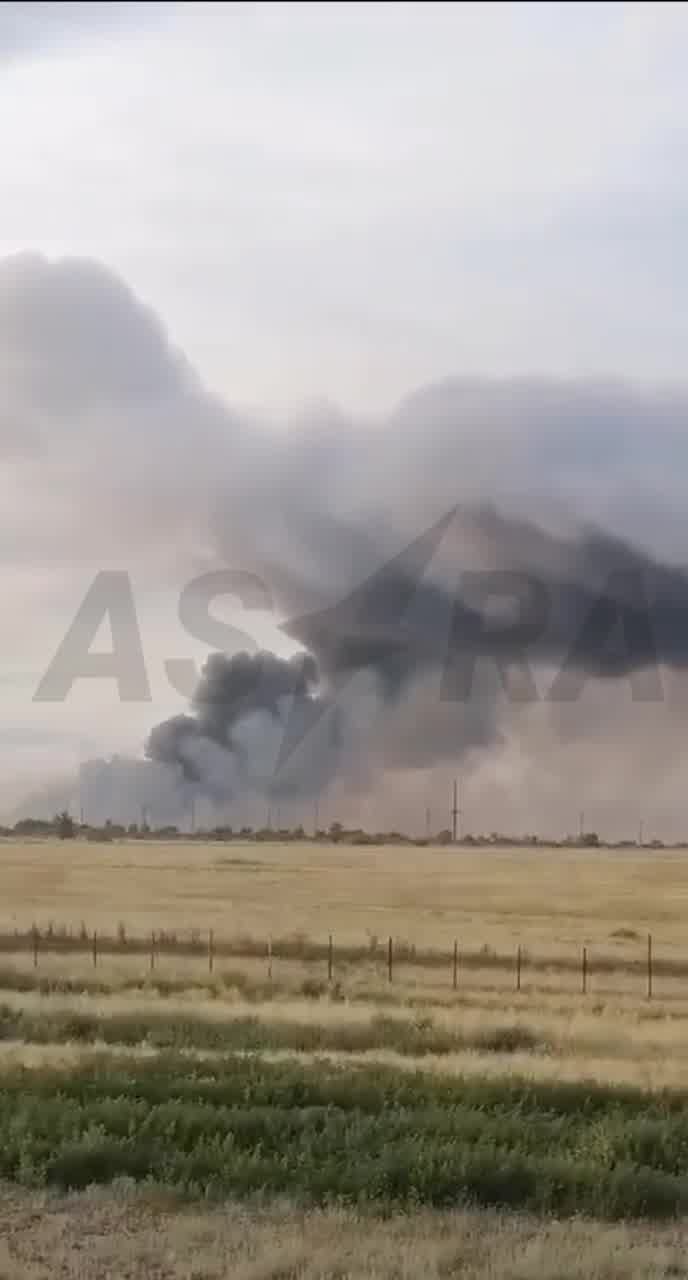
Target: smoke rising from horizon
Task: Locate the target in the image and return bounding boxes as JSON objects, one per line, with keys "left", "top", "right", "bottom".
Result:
{"left": 145, "top": 649, "right": 342, "bottom": 805}
{"left": 7, "top": 252, "right": 688, "bottom": 833}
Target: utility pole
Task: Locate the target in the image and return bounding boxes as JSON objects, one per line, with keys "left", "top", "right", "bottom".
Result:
{"left": 425, "top": 806, "right": 431, "bottom": 840}
{"left": 638, "top": 819, "right": 644, "bottom": 847}
{"left": 190, "top": 795, "right": 196, "bottom": 835}
{"left": 451, "top": 779, "right": 462, "bottom": 844}
{"left": 314, "top": 797, "right": 320, "bottom": 837}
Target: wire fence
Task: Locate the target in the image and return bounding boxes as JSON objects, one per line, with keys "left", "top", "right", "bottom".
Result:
{"left": 0, "top": 923, "right": 676, "bottom": 1001}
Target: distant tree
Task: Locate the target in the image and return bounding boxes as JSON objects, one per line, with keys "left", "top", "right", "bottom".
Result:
{"left": 329, "top": 821, "right": 343, "bottom": 843}
{"left": 90, "top": 826, "right": 113, "bottom": 843}
{"left": 56, "top": 810, "right": 75, "bottom": 840}
{"left": 14, "top": 818, "right": 54, "bottom": 836}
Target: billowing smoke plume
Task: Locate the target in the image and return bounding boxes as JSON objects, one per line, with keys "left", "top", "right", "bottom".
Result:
{"left": 8, "top": 253, "right": 688, "bottom": 834}
{"left": 145, "top": 499, "right": 688, "bottom": 812}
{"left": 146, "top": 650, "right": 341, "bottom": 806}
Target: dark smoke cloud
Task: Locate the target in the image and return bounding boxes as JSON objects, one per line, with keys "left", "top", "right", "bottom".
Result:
{"left": 284, "top": 503, "right": 688, "bottom": 704}
{"left": 148, "top": 502, "right": 688, "bottom": 804}
{"left": 8, "top": 253, "right": 688, "bottom": 830}
{"left": 146, "top": 650, "right": 342, "bottom": 804}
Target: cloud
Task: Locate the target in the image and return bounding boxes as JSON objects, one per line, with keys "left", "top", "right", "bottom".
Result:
{"left": 0, "top": 2, "right": 169, "bottom": 66}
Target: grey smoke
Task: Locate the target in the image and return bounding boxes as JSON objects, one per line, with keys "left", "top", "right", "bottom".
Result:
{"left": 146, "top": 650, "right": 342, "bottom": 805}
{"left": 148, "top": 501, "right": 688, "bottom": 802}
{"left": 7, "top": 253, "right": 688, "bottom": 830}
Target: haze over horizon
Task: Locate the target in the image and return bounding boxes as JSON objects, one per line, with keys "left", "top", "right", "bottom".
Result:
{"left": 5, "top": 2, "right": 688, "bottom": 839}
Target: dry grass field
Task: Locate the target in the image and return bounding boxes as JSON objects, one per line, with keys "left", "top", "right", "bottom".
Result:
{"left": 1, "top": 837, "right": 688, "bottom": 1276}
{"left": 2, "top": 837, "right": 687, "bottom": 953}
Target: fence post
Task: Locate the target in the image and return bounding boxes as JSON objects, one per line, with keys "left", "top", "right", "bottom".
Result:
{"left": 388, "top": 935, "right": 393, "bottom": 983}
{"left": 647, "top": 933, "right": 653, "bottom": 1001}
{"left": 32, "top": 925, "right": 38, "bottom": 969}
{"left": 92, "top": 929, "right": 97, "bottom": 969}
{"left": 267, "top": 937, "right": 273, "bottom": 981}
{"left": 516, "top": 944, "right": 521, "bottom": 992}
{"left": 150, "top": 930, "right": 155, "bottom": 971}
{"left": 582, "top": 945, "right": 587, "bottom": 995}
{"left": 208, "top": 929, "right": 214, "bottom": 974}
{"left": 453, "top": 939, "right": 458, "bottom": 990}
{"left": 328, "top": 933, "right": 333, "bottom": 982}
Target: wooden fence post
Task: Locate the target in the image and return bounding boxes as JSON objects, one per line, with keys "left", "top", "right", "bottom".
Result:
{"left": 208, "top": 929, "right": 214, "bottom": 974}
{"left": 582, "top": 945, "right": 587, "bottom": 995}
{"left": 647, "top": 933, "right": 653, "bottom": 1000}
{"left": 453, "top": 939, "right": 458, "bottom": 990}
{"left": 387, "top": 936, "right": 393, "bottom": 983}
{"left": 92, "top": 929, "right": 98, "bottom": 968}
{"left": 328, "top": 934, "right": 333, "bottom": 982}
{"left": 516, "top": 944, "right": 521, "bottom": 992}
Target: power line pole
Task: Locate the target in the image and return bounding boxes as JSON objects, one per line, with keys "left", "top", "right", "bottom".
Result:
{"left": 638, "top": 819, "right": 644, "bottom": 847}
{"left": 425, "top": 806, "right": 431, "bottom": 840}
{"left": 451, "top": 779, "right": 462, "bottom": 844}
{"left": 190, "top": 795, "right": 196, "bottom": 835}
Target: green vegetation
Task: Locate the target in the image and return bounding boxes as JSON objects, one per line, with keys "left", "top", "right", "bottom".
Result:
{"left": 3, "top": 816, "right": 666, "bottom": 847}
{"left": 0, "top": 1002, "right": 544, "bottom": 1057}
{"left": 1, "top": 1054, "right": 688, "bottom": 1219}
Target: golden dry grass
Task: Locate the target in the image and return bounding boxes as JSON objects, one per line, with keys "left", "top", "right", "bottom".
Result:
{"left": 1, "top": 837, "right": 687, "bottom": 961}
{"left": 4, "top": 837, "right": 688, "bottom": 1267}
{"left": 0, "top": 1183, "right": 687, "bottom": 1279}
{"left": 0, "top": 838, "right": 688, "bottom": 1094}
{"left": 0, "top": 1038, "right": 687, "bottom": 1092}
{"left": 4, "top": 980, "right": 688, "bottom": 1088}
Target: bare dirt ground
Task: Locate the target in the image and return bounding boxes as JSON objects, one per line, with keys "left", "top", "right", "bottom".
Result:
{"left": 1, "top": 1185, "right": 687, "bottom": 1280}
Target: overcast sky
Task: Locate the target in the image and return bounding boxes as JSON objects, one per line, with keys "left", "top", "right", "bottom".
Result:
{"left": 3, "top": 2, "right": 688, "bottom": 414}
{"left": 4, "top": 2, "right": 688, "bottom": 832}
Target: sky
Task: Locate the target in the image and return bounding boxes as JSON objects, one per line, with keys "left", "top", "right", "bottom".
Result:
{"left": 3, "top": 1, "right": 688, "bottom": 414}
{"left": 4, "top": 2, "right": 688, "bottom": 834}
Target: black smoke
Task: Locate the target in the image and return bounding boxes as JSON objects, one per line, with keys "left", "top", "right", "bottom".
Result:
{"left": 10, "top": 254, "right": 688, "bottom": 832}
{"left": 145, "top": 649, "right": 342, "bottom": 804}
{"left": 285, "top": 504, "right": 688, "bottom": 699}
{"left": 146, "top": 503, "right": 688, "bottom": 807}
